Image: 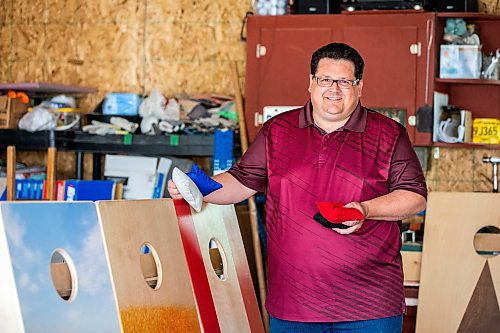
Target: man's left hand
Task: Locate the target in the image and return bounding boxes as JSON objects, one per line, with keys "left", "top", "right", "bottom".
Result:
{"left": 331, "top": 202, "right": 367, "bottom": 235}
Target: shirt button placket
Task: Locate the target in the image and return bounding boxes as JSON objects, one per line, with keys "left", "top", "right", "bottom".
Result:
{"left": 319, "top": 136, "right": 328, "bottom": 164}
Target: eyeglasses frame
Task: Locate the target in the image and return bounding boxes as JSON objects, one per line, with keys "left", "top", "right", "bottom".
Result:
{"left": 313, "top": 76, "right": 361, "bottom": 89}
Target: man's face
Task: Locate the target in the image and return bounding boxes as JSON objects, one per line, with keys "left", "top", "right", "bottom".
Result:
{"left": 309, "top": 58, "right": 363, "bottom": 127}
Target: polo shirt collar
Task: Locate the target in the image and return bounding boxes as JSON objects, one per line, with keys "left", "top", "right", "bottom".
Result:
{"left": 299, "top": 100, "right": 366, "bottom": 132}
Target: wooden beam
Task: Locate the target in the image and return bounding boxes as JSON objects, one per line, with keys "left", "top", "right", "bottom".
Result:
{"left": 6, "top": 146, "right": 16, "bottom": 201}
{"left": 232, "top": 61, "right": 269, "bottom": 331}
{"left": 45, "top": 147, "right": 57, "bottom": 200}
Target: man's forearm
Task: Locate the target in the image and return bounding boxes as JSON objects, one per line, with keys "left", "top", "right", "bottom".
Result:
{"left": 361, "top": 189, "right": 427, "bottom": 221}
{"left": 204, "top": 172, "right": 257, "bottom": 205}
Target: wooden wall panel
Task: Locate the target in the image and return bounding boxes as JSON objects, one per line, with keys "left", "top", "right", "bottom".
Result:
{"left": 426, "top": 147, "right": 500, "bottom": 192}
{"left": 0, "top": 0, "right": 251, "bottom": 97}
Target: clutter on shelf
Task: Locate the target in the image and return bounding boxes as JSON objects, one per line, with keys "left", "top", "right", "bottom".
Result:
{"left": 82, "top": 89, "right": 239, "bottom": 136}
{"left": 440, "top": 18, "right": 499, "bottom": 80}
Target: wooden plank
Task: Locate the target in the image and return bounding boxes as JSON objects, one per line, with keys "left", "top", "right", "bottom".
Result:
{"left": 6, "top": 146, "right": 16, "bottom": 201}
{"left": 45, "top": 147, "right": 57, "bottom": 200}
{"left": 0, "top": 202, "right": 122, "bottom": 332}
{"left": 474, "top": 233, "right": 500, "bottom": 252}
{"left": 416, "top": 192, "right": 500, "bottom": 333}
{"left": 232, "top": 61, "right": 269, "bottom": 331}
{"left": 97, "top": 199, "right": 201, "bottom": 333}
{"left": 402, "top": 250, "right": 422, "bottom": 282}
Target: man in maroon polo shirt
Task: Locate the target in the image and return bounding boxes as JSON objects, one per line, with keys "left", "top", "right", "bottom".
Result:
{"left": 168, "top": 43, "right": 427, "bottom": 332}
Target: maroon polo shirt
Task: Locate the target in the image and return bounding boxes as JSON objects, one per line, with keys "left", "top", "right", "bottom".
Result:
{"left": 228, "top": 101, "right": 427, "bottom": 322}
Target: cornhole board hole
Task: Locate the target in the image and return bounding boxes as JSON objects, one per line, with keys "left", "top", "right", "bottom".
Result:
{"left": 96, "top": 199, "right": 201, "bottom": 332}
{"left": 173, "top": 199, "right": 264, "bottom": 333}
{"left": 0, "top": 202, "right": 122, "bottom": 333}
{"left": 416, "top": 192, "right": 500, "bottom": 333}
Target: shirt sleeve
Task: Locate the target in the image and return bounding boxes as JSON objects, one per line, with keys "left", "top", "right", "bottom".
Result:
{"left": 227, "top": 128, "right": 268, "bottom": 193}
{"left": 388, "top": 129, "right": 428, "bottom": 199}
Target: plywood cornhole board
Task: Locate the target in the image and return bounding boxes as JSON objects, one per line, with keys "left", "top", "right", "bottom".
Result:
{"left": 96, "top": 199, "right": 201, "bottom": 332}
{"left": 173, "top": 200, "right": 264, "bottom": 333}
{"left": 98, "top": 199, "right": 263, "bottom": 333}
{"left": 0, "top": 202, "right": 122, "bottom": 333}
{"left": 0, "top": 199, "right": 263, "bottom": 333}
{"left": 416, "top": 192, "right": 500, "bottom": 333}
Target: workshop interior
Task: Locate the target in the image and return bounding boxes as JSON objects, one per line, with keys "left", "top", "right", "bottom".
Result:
{"left": 0, "top": 0, "right": 499, "bottom": 332}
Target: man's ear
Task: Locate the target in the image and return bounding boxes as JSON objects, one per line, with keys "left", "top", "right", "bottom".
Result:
{"left": 357, "top": 79, "right": 363, "bottom": 97}
{"left": 308, "top": 74, "right": 314, "bottom": 92}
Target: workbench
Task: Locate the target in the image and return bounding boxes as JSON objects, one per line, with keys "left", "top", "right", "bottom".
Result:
{"left": 0, "top": 129, "right": 240, "bottom": 179}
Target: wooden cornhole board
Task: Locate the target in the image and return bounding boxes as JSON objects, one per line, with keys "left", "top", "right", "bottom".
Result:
{"left": 173, "top": 199, "right": 264, "bottom": 333}
{"left": 416, "top": 192, "right": 500, "bottom": 333}
{"left": 96, "top": 199, "right": 201, "bottom": 332}
{"left": 0, "top": 202, "right": 122, "bottom": 333}
{"left": 97, "top": 199, "right": 264, "bottom": 333}
{"left": 0, "top": 199, "right": 263, "bottom": 332}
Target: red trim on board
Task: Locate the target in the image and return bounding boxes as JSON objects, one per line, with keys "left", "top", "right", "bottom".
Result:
{"left": 232, "top": 242, "right": 266, "bottom": 332}
{"left": 174, "top": 199, "right": 221, "bottom": 333}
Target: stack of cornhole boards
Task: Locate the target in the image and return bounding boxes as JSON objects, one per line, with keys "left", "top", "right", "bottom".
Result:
{"left": 0, "top": 199, "right": 264, "bottom": 332}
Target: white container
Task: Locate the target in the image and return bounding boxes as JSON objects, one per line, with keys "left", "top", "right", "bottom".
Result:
{"left": 254, "top": 0, "right": 287, "bottom": 15}
{"left": 439, "top": 44, "right": 482, "bottom": 79}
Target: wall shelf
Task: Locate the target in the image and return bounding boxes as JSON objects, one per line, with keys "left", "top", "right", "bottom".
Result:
{"left": 437, "top": 12, "right": 500, "bottom": 20}
{"left": 0, "top": 129, "right": 240, "bottom": 157}
{"left": 0, "top": 82, "right": 97, "bottom": 94}
{"left": 0, "top": 129, "right": 241, "bottom": 179}
{"left": 435, "top": 78, "right": 500, "bottom": 86}
{"left": 415, "top": 142, "right": 500, "bottom": 149}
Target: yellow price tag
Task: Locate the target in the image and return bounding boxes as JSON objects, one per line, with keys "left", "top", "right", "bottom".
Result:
{"left": 472, "top": 118, "right": 500, "bottom": 144}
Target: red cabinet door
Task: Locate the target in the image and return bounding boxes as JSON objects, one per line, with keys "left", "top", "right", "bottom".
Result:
{"left": 342, "top": 12, "right": 435, "bottom": 145}
{"left": 245, "top": 16, "right": 334, "bottom": 142}
{"left": 245, "top": 13, "right": 435, "bottom": 144}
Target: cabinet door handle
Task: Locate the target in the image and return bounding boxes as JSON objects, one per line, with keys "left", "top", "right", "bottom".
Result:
{"left": 408, "top": 115, "right": 416, "bottom": 127}
{"left": 254, "top": 112, "right": 264, "bottom": 127}
{"left": 256, "top": 44, "right": 267, "bottom": 58}
{"left": 409, "top": 43, "right": 421, "bottom": 56}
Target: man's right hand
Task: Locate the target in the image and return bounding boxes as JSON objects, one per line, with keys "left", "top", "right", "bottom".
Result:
{"left": 167, "top": 179, "right": 183, "bottom": 199}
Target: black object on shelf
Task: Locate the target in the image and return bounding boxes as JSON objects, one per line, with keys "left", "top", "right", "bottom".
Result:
{"left": 0, "top": 129, "right": 240, "bottom": 157}
{"left": 0, "top": 129, "right": 241, "bottom": 179}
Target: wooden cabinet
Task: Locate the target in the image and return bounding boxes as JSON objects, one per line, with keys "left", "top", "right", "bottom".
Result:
{"left": 245, "top": 11, "right": 435, "bottom": 144}
{"left": 245, "top": 11, "right": 500, "bottom": 147}
{"left": 432, "top": 13, "right": 500, "bottom": 143}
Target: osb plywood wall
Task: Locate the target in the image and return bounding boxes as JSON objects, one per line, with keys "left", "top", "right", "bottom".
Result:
{"left": 481, "top": 0, "right": 500, "bottom": 14}
{"left": 0, "top": 0, "right": 252, "bottom": 179}
{"left": 0, "top": 0, "right": 252, "bottom": 110}
{"left": 427, "top": 147, "right": 500, "bottom": 193}
{"left": 0, "top": 0, "right": 499, "bottom": 184}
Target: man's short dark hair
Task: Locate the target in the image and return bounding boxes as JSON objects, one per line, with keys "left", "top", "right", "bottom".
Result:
{"left": 310, "top": 43, "right": 365, "bottom": 80}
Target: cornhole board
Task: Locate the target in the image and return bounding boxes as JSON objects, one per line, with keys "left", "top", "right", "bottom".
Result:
{"left": 0, "top": 202, "right": 122, "bottom": 333}
{"left": 173, "top": 199, "right": 264, "bottom": 333}
{"left": 96, "top": 199, "right": 201, "bottom": 332}
{"left": 416, "top": 192, "right": 500, "bottom": 333}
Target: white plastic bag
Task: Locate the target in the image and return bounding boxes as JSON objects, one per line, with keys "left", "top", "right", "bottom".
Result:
{"left": 18, "top": 106, "right": 57, "bottom": 132}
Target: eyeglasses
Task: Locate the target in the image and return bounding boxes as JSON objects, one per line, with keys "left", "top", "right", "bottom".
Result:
{"left": 313, "top": 76, "right": 360, "bottom": 89}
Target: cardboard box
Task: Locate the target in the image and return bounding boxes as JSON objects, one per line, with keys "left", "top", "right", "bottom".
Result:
{"left": 64, "top": 180, "right": 115, "bottom": 201}
{"left": 104, "top": 155, "right": 157, "bottom": 199}
{"left": 103, "top": 93, "right": 141, "bottom": 116}
{"left": 0, "top": 96, "right": 27, "bottom": 128}
{"left": 439, "top": 45, "right": 482, "bottom": 79}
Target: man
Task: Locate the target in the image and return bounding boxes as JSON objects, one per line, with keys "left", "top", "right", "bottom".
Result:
{"left": 168, "top": 42, "right": 427, "bottom": 332}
